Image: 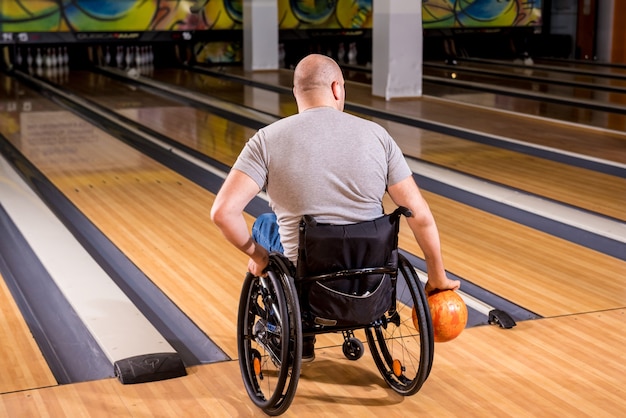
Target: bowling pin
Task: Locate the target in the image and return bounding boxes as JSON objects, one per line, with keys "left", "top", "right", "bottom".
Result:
{"left": 116, "top": 45, "right": 123, "bottom": 68}
{"left": 348, "top": 42, "right": 357, "bottom": 65}
{"left": 16, "top": 48, "right": 23, "bottom": 67}
{"left": 35, "top": 48, "right": 42, "bottom": 68}
{"left": 337, "top": 42, "right": 345, "bottom": 63}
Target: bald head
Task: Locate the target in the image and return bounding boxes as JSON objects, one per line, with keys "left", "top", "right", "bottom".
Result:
{"left": 293, "top": 54, "right": 345, "bottom": 112}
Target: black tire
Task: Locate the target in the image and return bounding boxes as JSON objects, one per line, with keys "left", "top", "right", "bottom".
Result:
{"left": 342, "top": 337, "right": 364, "bottom": 361}
{"left": 365, "top": 254, "right": 434, "bottom": 395}
{"left": 237, "top": 255, "right": 302, "bottom": 416}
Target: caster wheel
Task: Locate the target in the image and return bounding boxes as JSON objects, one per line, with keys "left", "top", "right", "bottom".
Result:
{"left": 342, "top": 337, "right": 364, "bottom": 360}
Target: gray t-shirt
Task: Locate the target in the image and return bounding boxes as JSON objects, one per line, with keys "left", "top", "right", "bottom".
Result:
{"left": 233, "top": 106, "right": 412, "bottom": 262}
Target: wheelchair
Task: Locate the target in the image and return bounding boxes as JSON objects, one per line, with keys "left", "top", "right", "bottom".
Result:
{"left": 237, "top": 207, "right": 434, "bottom": 415}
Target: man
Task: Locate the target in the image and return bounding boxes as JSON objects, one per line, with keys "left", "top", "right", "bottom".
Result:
{"left": 211, "top": 54, "right": 460, "bottom": 360}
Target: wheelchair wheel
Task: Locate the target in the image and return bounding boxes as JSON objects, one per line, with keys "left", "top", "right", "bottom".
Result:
{"left": 237, "top": 255, "right": 302, "bottom": 416}
{"left": 342, "top": 337, "right": 364, "bottom": 361}
{"left": 366, "top": 253, "right": 434, "bottom": 396}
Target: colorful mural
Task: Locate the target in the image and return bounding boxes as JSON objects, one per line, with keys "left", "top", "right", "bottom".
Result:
{"left": 279, "top": 0, "right": 372, "bottom": 29}
{"left": 422, "top": 0, "right": 542, "bottom": 28}
{"left": 0, "top": 0, "right": 541, "bottom": 35}
{"left": 0, "top": 0, "right": 242, "bottom": 33}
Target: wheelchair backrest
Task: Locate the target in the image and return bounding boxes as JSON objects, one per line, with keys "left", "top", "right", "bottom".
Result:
{"left": 295, "top": 206, "right": 410, "bottom": 280}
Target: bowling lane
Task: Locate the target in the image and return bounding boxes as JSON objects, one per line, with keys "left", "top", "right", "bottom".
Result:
{"left": 0, "top": 72, "right": 253, "bottom": 359}
{"left": 343, "top": 64, "right": 626, "bottom": 132}
{"left": 430, "top": 59, "right": 626, "bottom": 91}
{"left": 0, "top": 77, "right": 76, "bottom": 392}
{"left": 209, "top": 66, "right": 626, "bottom": 163}
{"left": 423, "top": 64, "right": 626, "bottom": 111}
{"left": 384, "top": 188, "right": 626, "bottom": 318}
{"left": 522, "top": 57, "right": 626, "bottom": 78}
{"left": 137, "top": 67, "right": 625, "bottom": 223}
{"left": 52, "top": 70, "right": 256, "bottom": 168}
{"left": 386, "top": 71, "right": 626, "bottom": 132}
{"left": 331, "top": 64, "right": 626, "bottom": 132}
{"left": 36, "top": 69, "right": 625, "bottom": 318}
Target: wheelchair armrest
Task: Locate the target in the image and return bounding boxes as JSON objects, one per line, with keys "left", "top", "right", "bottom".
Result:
{"left": 392, "top": 206, "right": 412, "bottom": 219}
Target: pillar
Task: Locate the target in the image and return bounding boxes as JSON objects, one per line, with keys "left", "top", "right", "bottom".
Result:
{"left": 243, "top": 0, "right": 279, "bottom": 71}
{"left": 372, "top": 0, "right": 423, "bottom": 100}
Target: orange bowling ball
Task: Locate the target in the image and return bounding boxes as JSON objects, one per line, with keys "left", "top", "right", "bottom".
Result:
{"left": 427, "top": 290, "right": 468, "bottom": 342}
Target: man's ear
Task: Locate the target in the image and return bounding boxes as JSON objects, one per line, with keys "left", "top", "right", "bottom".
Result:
{"left": 332, "top": 81, "right": 341, "bottom": 100}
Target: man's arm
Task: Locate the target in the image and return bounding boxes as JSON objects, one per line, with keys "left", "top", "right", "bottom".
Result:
{"left": 210, "top": 169, "right": 269, "bottom": 276}
{"left": 387, "top": 176, "right": 460, "bottom": 294}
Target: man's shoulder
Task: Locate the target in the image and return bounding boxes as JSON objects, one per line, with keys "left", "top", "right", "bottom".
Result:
{"left": 261, "top": 112, "right": 302, "bottom": 132}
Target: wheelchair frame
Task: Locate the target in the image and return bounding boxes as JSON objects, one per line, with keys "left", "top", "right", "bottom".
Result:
{"left": 237, "top": 211, "right": 434, "bottom": 416}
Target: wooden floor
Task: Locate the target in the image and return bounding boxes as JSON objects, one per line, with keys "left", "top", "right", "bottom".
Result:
{"left": 0, "top": 62, "right": 625, "bottom": 417}
{"left": 0, "top": 311, "right": 624, "bottom": 417}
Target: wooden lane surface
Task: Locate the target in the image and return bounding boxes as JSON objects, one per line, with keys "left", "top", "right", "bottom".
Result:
{"left": 216, "top": 67, "right": 626, "bottom": 163}
{"left": 144, "top": 69, "right": 626, "bottom": 222}
{"left": 3, "top": 71, "right": 621, "bottom": 326}
{"left": 21, "top": 70, "right": 626, "bottom": 317}
{"left": 379, "top": 119, "right": 624, "bottom": 221}
{"left": 1, "top": 309, "right": 624, "bottom": 417}
{"left": 1, "top": 71, "right": 624, "bottom": 327}
{"left": 53, "top": 70, "right": 626, "bottom": 316}
{"left": 386, "top": 193, "right": 626, "bottom": 317}
{"left": 0, "top": 272, "right": 57, "bottom": 393}
{"left": 422, "top": 64, "right": 626, "bottom": 108}
{"left": 50, "top": 70, "right": 257, "bottom": 168}
{"left": 1, "top": 74, "right": 625, "bottom": 415}
{"left": 436, "top": 59, "right": 626, "bottom": 88}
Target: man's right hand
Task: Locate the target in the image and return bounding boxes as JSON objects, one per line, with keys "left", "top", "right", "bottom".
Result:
{"left": 247, "top": 244, "right": 270, "bottom": 277}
